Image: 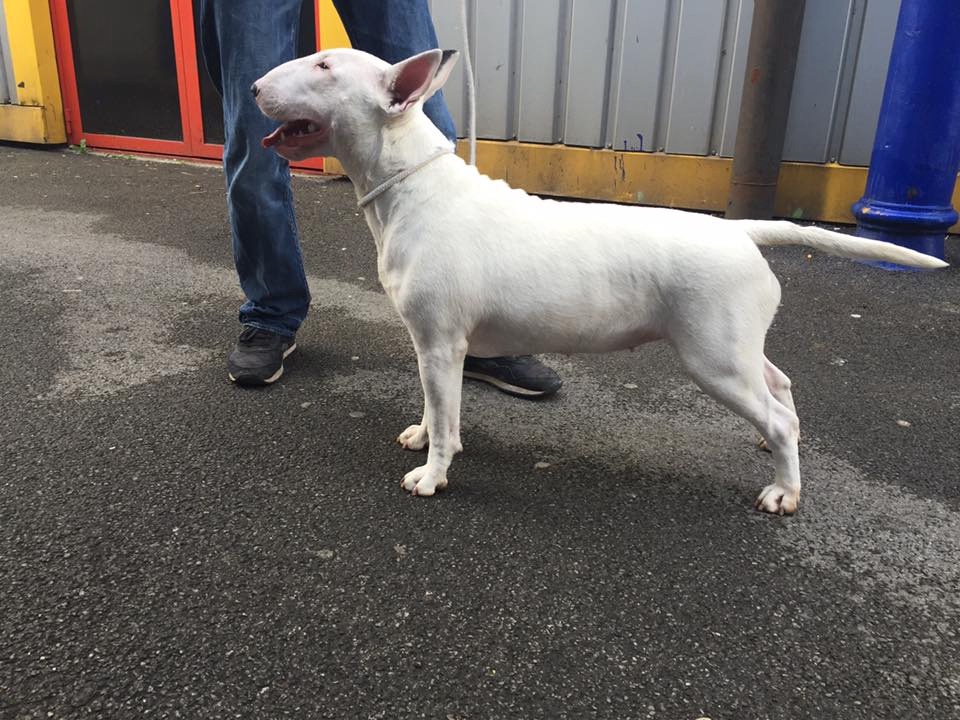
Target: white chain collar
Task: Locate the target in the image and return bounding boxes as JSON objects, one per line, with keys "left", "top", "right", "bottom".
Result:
{"left": 356, "top": 148, "right": 453, "bottom": 209}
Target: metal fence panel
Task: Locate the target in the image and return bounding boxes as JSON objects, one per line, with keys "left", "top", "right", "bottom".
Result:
{"left": 474, "top": 0, "right": 517, "bottom": 139}
{"left": 783, "top": 0, "right": 857, "bottom": 163}
{"left": 711, "top": 0, "right": 753, "bottom": 157}
{"left": 839, "top": 0, "right": 899, "bottom": 166}
{"left": 562, "top": 0, "right": 615, "bottom": 147}
{"left": 608, "top": 0, "right": 670, "bottom": 153}
{"left": 662, "top": 0, "right": 727, "bottom": 155}
{"left": 431, "top": 0, "right": 900, "bottom": 166}
{"left": 516, "top": 0, "right": 565, "bottom": 144}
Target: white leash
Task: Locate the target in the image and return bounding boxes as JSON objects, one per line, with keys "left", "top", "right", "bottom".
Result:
{"left": 357, "top": 1, "right": 477, "bottom": 209}
{"left": 460, "top": 0, "right": 477, "bottom": 166}
{"left": 356, "top": 148, "right": 453, "bottom": 208}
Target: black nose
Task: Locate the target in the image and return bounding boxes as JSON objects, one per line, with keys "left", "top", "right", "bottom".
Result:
{"left": 250, "top": 83, "right": 259, "bottom": 98}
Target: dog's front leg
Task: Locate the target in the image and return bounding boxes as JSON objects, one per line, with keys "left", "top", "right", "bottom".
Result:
{"left": 400, "top": 339, "right": 466, "bottom": 496}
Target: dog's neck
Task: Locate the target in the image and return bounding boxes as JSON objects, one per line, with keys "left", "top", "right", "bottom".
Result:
{"left": 334, "top": 110, "right": 454, "bottom": 210}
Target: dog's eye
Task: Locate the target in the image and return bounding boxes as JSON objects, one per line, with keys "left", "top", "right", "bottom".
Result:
{"left": 317, "top": 61, "right": 330, "bottom": 70}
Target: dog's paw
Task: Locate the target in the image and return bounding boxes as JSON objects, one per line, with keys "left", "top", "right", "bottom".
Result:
{"left": 754, "top": 484, "right": 799, "bottom": 515}
{"left": 401, "top": 464, "right": 448, "bottom": 496}
{"left": 397, "top": 423, "right": 429, "bottom": 451}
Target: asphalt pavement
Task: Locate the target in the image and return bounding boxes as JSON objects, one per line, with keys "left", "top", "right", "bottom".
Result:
{"left": 1, "top": 143, "right": 959, "bottom": 720}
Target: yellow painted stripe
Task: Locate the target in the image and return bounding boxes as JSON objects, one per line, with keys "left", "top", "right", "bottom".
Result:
{"left": 463, "top": 141, "right": 731, "bottom": 210}
{"left": 775, "top": 162, "right": 871, "bottom": 225}
{"left": 467, "top": 142, "right": 818, "bottom": 216}
{"left": 1, "top": 0, "right": 65, "bottom": 143}
{"left": 459, "top": 141, "right": 960, "bottom": 232}
{"left": 320, "top": 140, "right": 960, "bottom": 232}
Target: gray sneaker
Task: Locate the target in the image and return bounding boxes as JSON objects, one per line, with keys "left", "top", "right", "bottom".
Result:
{"left": 227, "top": 327, "right": 296, "bottom": 386}
{"left": 462, "top": 355, "right": 562, "bottom": 398}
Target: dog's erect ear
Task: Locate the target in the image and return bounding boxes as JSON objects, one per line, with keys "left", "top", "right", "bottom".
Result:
{"left": 426, "top": 50, "right": 460, "bottom": 99}
{"left": 384, "top": 49, "right": 459, "bottom": 115}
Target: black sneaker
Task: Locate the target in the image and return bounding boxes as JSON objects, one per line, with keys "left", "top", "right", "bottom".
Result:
{"left": 462, "top": 355, "right": 562, "bottom": 398}
{"left": 227, "top": 327, "right": 297, "bottom": 386}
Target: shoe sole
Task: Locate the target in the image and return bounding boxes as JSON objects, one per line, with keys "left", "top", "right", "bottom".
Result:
{"left": 462, "top": 370, "right": 555, "bottom": 398}
{"left": 229, "top": 342, "right": 297, "bottom": 386}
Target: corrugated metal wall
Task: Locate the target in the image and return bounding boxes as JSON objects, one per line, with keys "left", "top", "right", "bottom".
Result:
{"left": 430, "top": 0, "right": 900, "bottom": 167}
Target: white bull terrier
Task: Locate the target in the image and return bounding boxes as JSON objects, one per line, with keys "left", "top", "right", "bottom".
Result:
{"left": 253, "top": 48, "right": 947, "bottom": 514}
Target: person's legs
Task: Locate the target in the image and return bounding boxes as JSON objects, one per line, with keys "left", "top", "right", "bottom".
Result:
{"left": 200, "top": 0, "right": 311, "bottom": 384}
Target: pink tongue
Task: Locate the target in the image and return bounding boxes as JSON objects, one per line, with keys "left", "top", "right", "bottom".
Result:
{"left": 262, "top": 126, "right": 284, "bottom": 148}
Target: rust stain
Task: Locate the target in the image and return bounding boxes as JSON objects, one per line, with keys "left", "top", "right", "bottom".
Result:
{"left": 613, "top": 155, "right": 626, "bottom": 183}
{"left": 750, "top": 68, "right": 761, "bottom": 85}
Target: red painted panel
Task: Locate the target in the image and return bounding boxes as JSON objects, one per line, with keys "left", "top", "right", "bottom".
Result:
{"left": 47, "top": 0, "right": 325, "bottom": 172}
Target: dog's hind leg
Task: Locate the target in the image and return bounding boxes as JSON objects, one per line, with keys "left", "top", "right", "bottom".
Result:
{"left": 756, "top": 356, "right": 798, "bottom": 451}
{"left": 763, "top": 356, "right": 796, "bottom": 415}
{"left": 674, "top": 335, "right": 801, "bottom": 514}
{"left": 400, "top": 338, "right": 467, "bottom": 496}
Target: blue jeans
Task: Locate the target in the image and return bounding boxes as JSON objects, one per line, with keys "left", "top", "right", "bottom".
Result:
{"left": 200, "top": 0, "right": 456, "bottom": 337}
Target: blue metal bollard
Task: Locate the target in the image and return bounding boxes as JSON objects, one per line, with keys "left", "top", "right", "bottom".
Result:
{"left": 851, "top": 0, "right": 960, "bottom": 269}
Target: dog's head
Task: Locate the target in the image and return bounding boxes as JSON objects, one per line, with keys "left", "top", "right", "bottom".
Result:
{"left": 253, "top": 47, "right": 459, "bottom": 163}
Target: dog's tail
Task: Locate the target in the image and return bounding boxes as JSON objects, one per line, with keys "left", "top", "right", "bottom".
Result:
{"left": 733, "top": 220, "right": 949, "bottom": 269}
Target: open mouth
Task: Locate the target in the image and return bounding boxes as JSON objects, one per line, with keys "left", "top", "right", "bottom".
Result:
{"left": 262, "top": 119, "right": 327, "bottom": 148}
